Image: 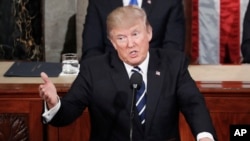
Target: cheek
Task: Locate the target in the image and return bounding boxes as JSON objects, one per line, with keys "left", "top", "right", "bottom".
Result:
{"left": 116, "top": 48, "right": 127, "bottom": 57}
{"left": 141, "top": 47, "right": 148, "bottom": 56}
{"left": 139, "top": 41, "right": 149, "bottom": 53}
{"left": 141, "top": 38, "right": 150, "bottom": 48}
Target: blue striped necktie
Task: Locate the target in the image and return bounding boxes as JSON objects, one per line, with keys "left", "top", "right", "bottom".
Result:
{"left": 132, "top": 66, "right": 146, "bottom": 125}
{"left": 129, "top": 0, "right": 138, "bottom": 6}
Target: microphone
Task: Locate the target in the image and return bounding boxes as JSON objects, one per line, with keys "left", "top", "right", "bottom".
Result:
{"left": 129, "top": 71, "right": 142, "bottom": 141}
{"left": 130, "top": 71, "right": 142, "bottom": 90}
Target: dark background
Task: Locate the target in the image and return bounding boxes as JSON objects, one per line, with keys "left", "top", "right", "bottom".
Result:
{"left": 0, "top": 0, "right": 44, "bottom": 61}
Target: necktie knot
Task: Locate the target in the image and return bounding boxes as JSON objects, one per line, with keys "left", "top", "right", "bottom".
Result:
{"left": 132, "top": 66, "right": 141, "bottom": 73}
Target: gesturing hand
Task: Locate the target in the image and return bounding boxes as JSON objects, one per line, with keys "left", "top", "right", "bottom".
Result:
{"left": 39, "top": 72, "right": 59, "bottom": 109}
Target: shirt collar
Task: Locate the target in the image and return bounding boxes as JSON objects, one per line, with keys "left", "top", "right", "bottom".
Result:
{"left": 124, "top": 52, "right": 149, "bottom": 76}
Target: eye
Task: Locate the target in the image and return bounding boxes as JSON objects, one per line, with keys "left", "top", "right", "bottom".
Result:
{"left": 118, "top": 37, "right": 124, "bottom": 40}
{"left": 117, "top": 36, "right": 127, "bottom": 42}
{"left": 132, "top": 31, "right": 141, "bottom": 38}
{"left": 132, "top": 32, "right": 138, "bottom": 36}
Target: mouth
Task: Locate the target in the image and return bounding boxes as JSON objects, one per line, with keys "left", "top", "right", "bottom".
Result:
{"left": 129, "top": 50, "right": 138, "bottom": 57}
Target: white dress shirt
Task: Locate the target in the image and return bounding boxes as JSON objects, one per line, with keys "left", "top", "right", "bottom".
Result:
{"left": 124, "top": 52, "right": 149, "bottom": 87}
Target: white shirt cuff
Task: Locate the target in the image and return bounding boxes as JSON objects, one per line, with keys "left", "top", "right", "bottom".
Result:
{"left": 42, "top": 99, "right": 61, "bottom": 123}
{"left": 197, "top": 132, "right": 214, "bottom": 141}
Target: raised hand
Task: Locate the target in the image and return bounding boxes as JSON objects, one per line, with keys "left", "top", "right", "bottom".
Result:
{"left": 39, "top": 72, "right": 59, "bottom": 109}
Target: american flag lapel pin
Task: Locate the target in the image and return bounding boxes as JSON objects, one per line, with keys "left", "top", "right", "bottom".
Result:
{"left": 155, "top": 71, "right": 160, "bottom": 76}
{"left": 147, "top": 0, "right": 151, "bottom": 4}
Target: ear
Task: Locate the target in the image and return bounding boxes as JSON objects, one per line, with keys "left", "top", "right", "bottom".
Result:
{"left": 147, "top": 25, "right": 153, "bottom": 41}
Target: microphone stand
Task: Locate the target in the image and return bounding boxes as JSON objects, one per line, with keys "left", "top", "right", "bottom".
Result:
{"left": 130, "top": 84, "right": 137, "bottom": 141}
{"left": 129, "top": 71, "right": 142, "bottom": 141}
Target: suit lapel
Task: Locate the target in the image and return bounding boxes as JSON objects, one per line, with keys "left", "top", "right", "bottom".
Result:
{"left": 109, "top": 53, "right": 131, "bottom": 113}
{"left": 145, "top": 50, "right": 165, "bottom": 134}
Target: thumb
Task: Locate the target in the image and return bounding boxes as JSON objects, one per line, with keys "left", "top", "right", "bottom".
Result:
{"left": 40, "top": 72, "right": 50, "bottom": 83}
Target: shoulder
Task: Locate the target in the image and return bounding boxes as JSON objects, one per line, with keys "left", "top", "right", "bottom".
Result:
{"left": 150, "top": 48, "right": 188, "bottom": 63}
{"left": 80, "top": 51, "right": 121, "bottom": 70}
{"left": 80, "top": 53, "right": 109, "bottom": 66}
{"left": 149, "top": 48, "right": 190, "bottom": 73}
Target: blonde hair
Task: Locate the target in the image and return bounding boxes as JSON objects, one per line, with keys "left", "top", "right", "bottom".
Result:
{"left": 106, "top": 5, "right": 151, "bottom": 36}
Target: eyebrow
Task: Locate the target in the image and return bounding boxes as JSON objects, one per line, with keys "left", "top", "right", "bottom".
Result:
{"left": 115, "top": 34, "right": 126, "bottom": 38}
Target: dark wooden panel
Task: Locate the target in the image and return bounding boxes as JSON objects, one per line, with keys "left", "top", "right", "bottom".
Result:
{"left": 0, "top": 100, "right": 30, "bottom": 112}
{"left": 0, "top": 113, "right": 29, "bottom": 141}
{"left": 206, "top": 97, "right": 250, "bottom": 112}
{"left": 0, "top": 99, "right": 44, "bottom": 141}
{"left": 29, "top": 100, "right": 44, "bottom": 141}
{"left": 183, "top": 0, "right": 192, "bottom": 56}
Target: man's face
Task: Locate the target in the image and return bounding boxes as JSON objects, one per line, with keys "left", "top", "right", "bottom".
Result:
{"left": 109, "top": 20, "right": 152, "bottom": 66}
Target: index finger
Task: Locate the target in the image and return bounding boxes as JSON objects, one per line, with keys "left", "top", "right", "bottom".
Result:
{"left": 40, "top": 72, "right": 50, "bottom": 83}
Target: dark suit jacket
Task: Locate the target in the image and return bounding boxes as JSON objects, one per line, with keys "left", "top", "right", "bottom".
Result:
{"left": 81, "top": 0, "right": 186, "bottom": 60}
{"left": 242, "top": 2, "right": 250, "bottom": 63}
{"left": 49, "top": 49, "right": 217, "bottom": 141}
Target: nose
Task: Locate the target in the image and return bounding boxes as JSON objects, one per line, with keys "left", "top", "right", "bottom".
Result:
{"left": 127, "top": 36, "right": 134, "bottom": 48}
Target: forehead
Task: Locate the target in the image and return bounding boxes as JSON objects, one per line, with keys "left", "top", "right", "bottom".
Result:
{"left": 110, "top": 19, "right": 146, "bottom": 36}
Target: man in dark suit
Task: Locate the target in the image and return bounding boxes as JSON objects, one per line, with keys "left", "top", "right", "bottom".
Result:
{"left": 241, "top": 1, "right": 250, "bottom": 63}
{"left": 81, "top": 0, "right": 185, "bottom": 61}
{"left": 39, "top": 6, "right": 216, "bottom": 141}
